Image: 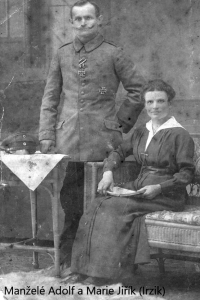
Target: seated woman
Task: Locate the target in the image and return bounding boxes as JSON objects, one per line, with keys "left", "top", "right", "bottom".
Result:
{"left": 68, "top": 79, "right": 195, "bottom": 285}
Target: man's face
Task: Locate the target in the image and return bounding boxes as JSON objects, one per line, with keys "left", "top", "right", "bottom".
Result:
{"left": 70, "top": 3, "right": 102, "bottom": 42}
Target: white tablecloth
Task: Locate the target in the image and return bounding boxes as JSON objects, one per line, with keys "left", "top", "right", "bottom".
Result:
{"left": 0, "top": 153, "right": 69, "bottom": 191}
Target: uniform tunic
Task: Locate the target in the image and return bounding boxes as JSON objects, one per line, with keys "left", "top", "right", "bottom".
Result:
{"left": 39, "top": 33, "right": 145, "bottom": 161}
{"left": 70, "top": 118, "right": 195, "bottom": 279}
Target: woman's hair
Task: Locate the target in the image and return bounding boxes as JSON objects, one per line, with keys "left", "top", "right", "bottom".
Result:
{"left": 141, "top": 79, "right": 176, "bottom": 102}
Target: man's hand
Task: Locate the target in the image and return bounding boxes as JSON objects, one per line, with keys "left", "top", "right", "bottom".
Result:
{"left": 97, "top": 171, "right": 114, "bottom": 195}
{"left": 40, "top": 140, "right": 55, "bottom": 154}
{"left": 137, "top": 184, "right": 161, "bottom": 200}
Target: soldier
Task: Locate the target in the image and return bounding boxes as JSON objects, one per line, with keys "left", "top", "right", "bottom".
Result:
{"left": 39, "top": 0, "right": 145, "bottom": 264}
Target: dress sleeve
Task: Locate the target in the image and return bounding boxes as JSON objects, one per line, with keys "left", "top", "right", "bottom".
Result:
{"left": 113, "top": 47, "right": 146, "bottom": 133}
{"left": 160, "top": 131, "right": 195, "bottom": 193}
{"left": 39, "top": 51, "right": 63, "bottom": 141}
{"left": 103, "top": 132, "right": 135, "bottom": 172}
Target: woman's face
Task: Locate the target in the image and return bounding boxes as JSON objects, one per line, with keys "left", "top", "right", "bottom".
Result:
{"left": 144, "top": 91, "right": 171, "bottom": 121}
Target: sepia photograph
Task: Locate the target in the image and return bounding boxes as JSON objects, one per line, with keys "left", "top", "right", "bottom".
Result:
{"left": 0, "top": 0, "right": 200, "bottom": 299}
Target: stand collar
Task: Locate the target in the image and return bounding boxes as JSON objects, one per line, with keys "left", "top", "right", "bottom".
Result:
{"left": 73, "top": 33, "right": 104, "bottom": 52}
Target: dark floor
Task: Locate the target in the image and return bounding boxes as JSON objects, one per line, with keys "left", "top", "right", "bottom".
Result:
{"left": 0, "top": 246, "right": 200, "bottom": 300}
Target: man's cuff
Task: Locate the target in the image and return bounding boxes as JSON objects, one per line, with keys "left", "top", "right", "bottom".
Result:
{"left": 117, "top": 117, "right": 132, "bottom": 134}
{"left": 39, "top": 130, "right": 55, "bottom": 141}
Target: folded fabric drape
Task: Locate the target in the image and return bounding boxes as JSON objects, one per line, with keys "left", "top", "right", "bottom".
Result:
{"left": 0, "top": 153, "right": 68, "bottom": 190}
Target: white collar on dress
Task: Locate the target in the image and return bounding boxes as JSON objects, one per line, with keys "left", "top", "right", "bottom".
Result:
{"left": 145, "top": 116, "right": 184, "bottom": 151}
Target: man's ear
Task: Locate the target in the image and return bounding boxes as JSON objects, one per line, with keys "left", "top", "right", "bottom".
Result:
{"left": 98, "top": 15, "right": 103, "bottom": 26}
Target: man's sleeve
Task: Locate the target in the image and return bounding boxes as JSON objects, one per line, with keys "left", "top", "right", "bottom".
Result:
{"left": 39, "top": 51, "right": 63, "bottom": 141}
{"left": 114, "top": 47, "right": 146, "bottom": 133}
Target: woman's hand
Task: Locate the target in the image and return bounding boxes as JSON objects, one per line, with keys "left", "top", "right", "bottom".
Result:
{"left": 137, "top": 184, "right": 161, "bottom": 199}
{"left": 97, "top": 171, "right": 114, "bottom": 195}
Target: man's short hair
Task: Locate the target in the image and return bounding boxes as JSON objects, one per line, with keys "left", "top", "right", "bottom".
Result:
{"left": 141, "top": 79, "right": 176, "bottom": 102}
{"left": 70, "top": 0, "right": 101, "bottom": 18}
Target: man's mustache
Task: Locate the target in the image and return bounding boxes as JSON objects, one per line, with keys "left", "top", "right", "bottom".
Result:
{"left": 77, "top": 24, "right": 95, "bottom": 30}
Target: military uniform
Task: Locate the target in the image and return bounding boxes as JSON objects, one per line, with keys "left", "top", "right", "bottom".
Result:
{"left": 39, "top": 33, "right": 145, "bottom": 161}
{"left": 39, "top": 33, "right": 145, "bottom": 260}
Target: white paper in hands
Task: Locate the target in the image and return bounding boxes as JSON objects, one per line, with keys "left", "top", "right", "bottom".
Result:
{"left": 106, "top": 186, "right": 141, "bottom": 197}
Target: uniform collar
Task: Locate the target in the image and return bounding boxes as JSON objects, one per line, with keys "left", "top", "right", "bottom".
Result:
{"left": 73, "top": 33, "right": 104, "bottom": 52}
{"left": 146, "top": 116, "right": 184, "bottom": 133}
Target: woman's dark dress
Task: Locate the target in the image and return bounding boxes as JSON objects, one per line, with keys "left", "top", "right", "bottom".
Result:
{"left": 70, "top": 124, "right": 195, "bottom": 280}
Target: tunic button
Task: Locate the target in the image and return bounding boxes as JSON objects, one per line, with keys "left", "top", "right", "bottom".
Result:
{"left": 80, "top": 99, "right": 84, "bottom": 103}
{"left": 81, "top": 91, "right": 84, "bottom": 95}
{"left": 23, "top": 135, "right": 26, "bottom": 138}
{"left": 82, "top": 82, "right": 85, "bottom": 86}
{"left": 23, "top": 142, "right": 26, "bottom": 146}
{"left": 80, "top": 108, "right": 83, "bottom": 112}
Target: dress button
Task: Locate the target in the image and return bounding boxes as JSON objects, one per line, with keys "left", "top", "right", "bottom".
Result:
{"left": 80, "top": 108, "right": 83, "bottom": 112}
{"left": 80, "top": 99, "right": 84, "bottom": 103}
{"left": 82, "top": 82, "right": 85, "bottom": 86}
{"left": 23, "top": 135, "right": 26, "bottom": 138}
{"left": 23, "top": 142, "right": 26, "bottom": 146}
{"left": 81, "top": 91, "right": 84, "bottom": 95}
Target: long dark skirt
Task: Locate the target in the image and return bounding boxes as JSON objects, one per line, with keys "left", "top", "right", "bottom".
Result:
{"left": 70, "top": 194, "right": 184, "bottom": 280}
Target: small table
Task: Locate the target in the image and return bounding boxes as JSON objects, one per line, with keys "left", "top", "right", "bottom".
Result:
{"left": 0, "top": 153, "right": 70, "bottom": 277}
